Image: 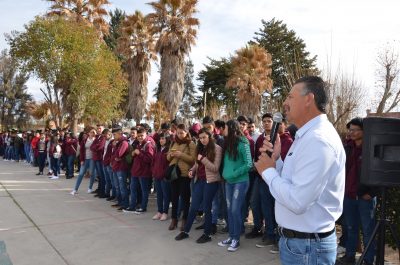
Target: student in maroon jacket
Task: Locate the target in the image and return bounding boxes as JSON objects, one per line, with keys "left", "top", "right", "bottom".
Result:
{"left": 65, "top": 132, "right": 78, "bottom": 179}
{"left": 102, "top": 129, "right": 114, "bottom": 199}
{"left": 91, "top": 125, "right": 106, "bottom": 198}
{"left": 110, "top": 127, "right": 130, "bottom": 211}
{"left": 124, "top": 128, "right": 155, "bottom": 214}
{"left": 278, "top": 119, "right": 294, "bottom": 161}
{"left": 151, "top": 132, "right": 171, "bottom": 221}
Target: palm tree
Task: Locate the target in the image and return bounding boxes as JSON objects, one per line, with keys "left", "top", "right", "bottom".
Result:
{"left": 148, "top": 0, "right": 199, "bottom": 118}
{"left": 226, "top": 45, "right": 273, "bottom": 120}
{"left": 118, "top": 11, "right": 157, "bottom": 123}
{"left": 45, "top": 0, "right": 110, "bottom": 36}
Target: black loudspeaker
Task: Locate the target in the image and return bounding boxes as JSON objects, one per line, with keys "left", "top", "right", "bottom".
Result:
{"left": 360, "top": 117, "right": 400, "bottom": 186}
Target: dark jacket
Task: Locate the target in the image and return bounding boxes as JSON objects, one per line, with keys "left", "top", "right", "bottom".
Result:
{"left": 65, "top": 138, "right": 78, "bottom": 156}
{"left": 111, "top": 137, "right": 129, "bottom": 172}
{"left": 344, "top": 140, "right": 377, "bottom": 199}
{"left": 131, "top": 136, "right": 156, "bottom": 177}
{"left": 102, "top": 139, "right": 113, "bottom": 166}
{"left": 152, "top": 147, "right": 169, "bottom": 179}
{"left": 90, "top": 135, "right": 106, "bottom": 161}
{"left": 280, "top": 132, "right": 294, "bottom": 161}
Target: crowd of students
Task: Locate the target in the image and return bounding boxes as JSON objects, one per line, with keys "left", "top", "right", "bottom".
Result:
{"left": 0, "top": 115, "right": 293, "bottom": 253}
{"left": 0, "top": 113, "right": 376, "bottom": 262}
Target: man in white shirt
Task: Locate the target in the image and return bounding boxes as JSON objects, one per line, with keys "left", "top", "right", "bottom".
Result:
{"left": 255, "top": 76, "right": 346, "bottom": 265}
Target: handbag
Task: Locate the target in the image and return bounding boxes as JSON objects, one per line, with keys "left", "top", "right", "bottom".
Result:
{"left": 165, "top": 144, "right": 188, "bottom": 182}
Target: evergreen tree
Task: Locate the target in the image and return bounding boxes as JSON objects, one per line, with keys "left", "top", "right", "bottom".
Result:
{"left": 104, "top": 8, "right": 126, "bottom": 57}
{"left": 178, "top": 59, "right": 197, "bottom": 120}
{"left": 0, "top": 49, "right": 33, "bottom": 129}
{"left": 195, "top": 57, "right": 237, "bottom": 118}
{"left": 251, "top": 18, "right": 318, "bottom": 110}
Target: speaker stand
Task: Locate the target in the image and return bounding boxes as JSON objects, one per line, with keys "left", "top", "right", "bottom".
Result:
{"left": 356, "top": 187, "right": 400, "bottom": 265}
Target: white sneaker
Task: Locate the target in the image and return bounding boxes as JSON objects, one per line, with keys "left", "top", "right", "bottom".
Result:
{"left": 50, "top": 176, "right": 59, "bottom": 180}
{"left": 87, "top": 188, "right": 93, "bottom": 193}
{"left": 48, "top": 175, "right": 55, "bottom": 179}
{"left": 70, "top": 190, "right": 77, "bottom": 195}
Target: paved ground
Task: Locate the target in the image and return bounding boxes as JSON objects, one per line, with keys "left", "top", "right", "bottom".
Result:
{"left": 0, "top": 160, "right": 280, "bottom": 265}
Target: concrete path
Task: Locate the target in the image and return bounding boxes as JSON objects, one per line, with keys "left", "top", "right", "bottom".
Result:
{"left": 0, "top": 160, "right": 280, "bottom": 265}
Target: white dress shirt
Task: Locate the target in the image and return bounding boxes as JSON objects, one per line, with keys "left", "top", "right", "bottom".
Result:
{"left": 262, "top": 114, "right": 346, "bottom": 233}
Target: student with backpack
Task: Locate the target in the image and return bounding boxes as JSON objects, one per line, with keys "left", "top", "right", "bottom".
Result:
{"left": 124, "top": 128, "right": 155, "bottom": 214}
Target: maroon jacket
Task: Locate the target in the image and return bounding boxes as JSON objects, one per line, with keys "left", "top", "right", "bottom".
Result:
{"left": 111, "top": 136, "right": 129, "bottom": 172}
{"left": 279, "top": 132, "right": 294, "bottom": 161}
{"left": 131, "top": 136, "right": 156, "bottom": 177}
{"left": 102, "top": 139, "right": 113, "bottom": 166}
{"left": 65, "top": 138, "right": 78, "bottom": 156}
{"left": 243, "top": 130, "right": 255, "bottom": 160}
{"left": 152, "top": 147, "right": 169, "bottom": 179}
{"left": 79, "top": 137, "right": 93, "bottom": 162}
{"left": 90, "top": 135, "right": 106, "bottom": 161}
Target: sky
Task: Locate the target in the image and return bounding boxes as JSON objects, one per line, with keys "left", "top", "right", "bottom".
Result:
{"left": 1, "top": 0, "right": 400, "bottom": 114}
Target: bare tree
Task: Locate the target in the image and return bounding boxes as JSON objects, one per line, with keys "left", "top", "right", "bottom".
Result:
{"left": 375, "top": 43, "right": 400, "bottom": 114}
{"left": 324, "top": 61, "right": 365, "bottom": 135}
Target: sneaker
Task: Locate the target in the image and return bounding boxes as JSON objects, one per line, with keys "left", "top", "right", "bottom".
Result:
{"left": 160, "top": 213, "right": 168, "bottom": 221}
{"left": 335, "top": 255, "right": 355, "bottom": 265}
{"left": 48, "top": 175, "right": 54, "bottom": 179}
{"left": 256, "top": 237, "right": 275, "bottom": 248}
{"left": 196, "top": 234, "right": 211, "bottom": 244}
{"left": 87, "top": 188, "right": 93, "bottom": 194}
{"left": 227, "top": 239, "right": 240, "bottom": 252}
{"left": 270, "top": 243, "right": 279, "bottom": 254}
{"left": 134, "top": 208, "right": 146, "bottom": 215}
{"left": 47, "top": 172, "right": 52, "bottom": 176}
{"left": 122, "top": 208, "right": 136, "bottom": 213}
{"left": 218, "top": 238, "right": 232, "bottom": 247}
{"left": 245, "top": 228, "right": 263, "bottom": 239}
{"left": 152, "top": 212, "right": 162, "bottom": 220}
{"left": 117, "top": 207, "right": 126, "bottom": 211}
{"left": 50, "top": 176, "right": 59, "bottom": 180}
{"left": 175, "top": 232, "right": 189, "bottom": 241}
{"left": 111, "top": 204, "right": 120, "bottom": 208}
{"left": 70, "top": 190, "right": 77, "bottom": 195}
{"left": 217, "top": 219, "right": 226, "bottom": 226}
{"left": 36, "top": 172, "right": 43, "bottom": 176}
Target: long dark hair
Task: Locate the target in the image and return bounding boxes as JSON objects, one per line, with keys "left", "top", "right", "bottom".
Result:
{"left": 157, "top": 132, "right": 171, "bottom": 152}
{"left": 224, "top": 120, "right": 243, "bottom": 160}
{"left": 197, "top": 128, "right": 216, "bottom": 162}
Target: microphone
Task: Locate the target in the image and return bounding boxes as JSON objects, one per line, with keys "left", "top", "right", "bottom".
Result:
{"left": 266, "top": 112, "right": 283, "bottom": 157}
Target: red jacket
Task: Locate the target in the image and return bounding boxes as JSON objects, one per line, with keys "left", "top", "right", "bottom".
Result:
{"left": 131, "top": 136, "right": 156, "bottom": 177}
{"left": 243, "top": 130, "right": 255, "bottom": 160}
{"left": 111, "top": 137, "right": 129, "bottom": 172}
{"left": 102, "top": 139, "right": 113, "bottom": 166}
{"left": 279, "top": 132, "right": 294, "bottom": 161}
{"left": 65, "top": 138, "right": 78, "bottom": 156}
{"left": 90, "top": 135, "right": 106, "bottom": 161}
{"left": 152, "top": 147, "right": 169, "bottom": 179}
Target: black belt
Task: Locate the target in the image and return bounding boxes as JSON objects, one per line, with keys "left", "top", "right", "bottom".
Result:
{"left": 278, "top": 227, "right": 335, "bottom": 239}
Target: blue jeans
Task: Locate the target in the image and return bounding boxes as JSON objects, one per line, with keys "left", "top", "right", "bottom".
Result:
{"left": 94, "top": 160, "right": 105, "bottom": 195}
{"left": 250, "top": 177, "right": 263, "bottom": 230}
{"left": 343, "top": 196, "right": 376, "bottom": 264}
{"left": 66, "top": 155, "right": 76, "bottom": 177}
{"left": 51, "top": 157, "right": 60, "bottom": 176}
{"left": 13, "top": 146, "right": 20, "bottom": 161}
{"left": 103, "top": 165, "right": 114, "bottom": 197}
{"left": 225, "top": 180, "right": 249, "bottom": 241}
{"left": 24, "top": 144, "right": 31, "bottom": 163}
{"left": 154, "top": 179, "right": 171, "bottom": 214}
{"left": 74, "top": 159, "right": 94, "bottom": 191}
{"left": 5, "top": 146, "right": 13, "bottom": 160}
{"left": 279, "top": 231, "right": 337, "bottom": 265}
{"left": 212, "top": 182, "right": 226, "bottom": 224}
{"left": 129, "top": 177, "right": 151, "bottom": 210}
{"left": 185, "top": 180, "right": 219, "bottom": 235}
{"left": 258, "top": 177, "right": 277, "bottom": 239}
{"left": 115, "top": 171, "right": 128, "bottom": 208}
{"left": 112, "top": 171, "right": 120, "bottom": 203}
